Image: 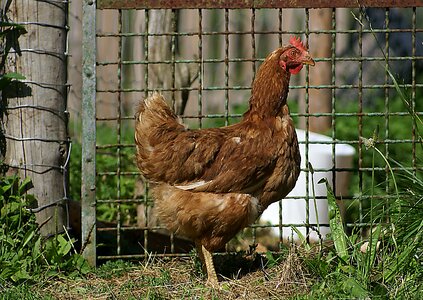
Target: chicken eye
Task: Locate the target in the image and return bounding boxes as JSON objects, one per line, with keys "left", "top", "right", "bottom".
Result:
{"left": 289, "top": 49, "right": 300, "bottom": 57}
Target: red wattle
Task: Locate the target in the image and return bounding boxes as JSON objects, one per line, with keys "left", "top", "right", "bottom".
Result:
{"left": 289, "top": 64, "right": 303, "bottom": 75}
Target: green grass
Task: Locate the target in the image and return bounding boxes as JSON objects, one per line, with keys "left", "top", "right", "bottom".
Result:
{"left": 0, "top": 283, "right": 55, "bottom": 300}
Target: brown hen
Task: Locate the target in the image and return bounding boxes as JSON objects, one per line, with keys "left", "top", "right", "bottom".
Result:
{"left": 135, "top": 37, "right": 314, "bottom": 284}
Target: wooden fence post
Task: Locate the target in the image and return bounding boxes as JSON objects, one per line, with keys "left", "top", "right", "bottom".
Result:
{"left": 4, "top": 0, "right": 68, "bottom": 237}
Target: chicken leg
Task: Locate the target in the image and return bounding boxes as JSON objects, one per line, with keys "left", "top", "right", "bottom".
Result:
{"left": 196, "top": 242, "right": 218, "bottom": 285}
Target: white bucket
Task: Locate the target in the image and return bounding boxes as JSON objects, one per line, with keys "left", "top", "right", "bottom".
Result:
{"left": 260, "top": 129, "right": 356, "bottom": 242}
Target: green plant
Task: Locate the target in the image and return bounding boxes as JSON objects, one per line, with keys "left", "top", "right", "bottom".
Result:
{"left": 0, "top": 176, "right": 38, "bottom": 282}
{"left": 303, "top": 151, "right": 422, "bottom": 298}
{"left": 374, "top": 160, "right": 423, "bottom": 288}
{"left": 0, "top": 175, "right": 90, "bottom": 284}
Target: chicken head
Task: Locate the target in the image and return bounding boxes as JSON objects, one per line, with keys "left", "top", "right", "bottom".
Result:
{"left": 278, "top": 36, "right": 315, "bottom": 75}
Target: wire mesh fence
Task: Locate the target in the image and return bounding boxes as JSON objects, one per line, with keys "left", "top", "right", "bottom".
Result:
{"left": 82, "top": 1, "right": 423, "bottom": 264}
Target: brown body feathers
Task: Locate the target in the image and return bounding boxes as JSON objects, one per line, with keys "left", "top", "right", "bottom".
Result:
{"left": 135, "top": 42, "right": 314, "bottom": 256}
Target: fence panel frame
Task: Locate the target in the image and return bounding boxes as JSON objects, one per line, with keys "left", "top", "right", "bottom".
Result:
{"left": 81, "top": 0, "right": 97, "bottom": 265}
{"left": 82, "top": 1, "right": 423, "bottom": 264}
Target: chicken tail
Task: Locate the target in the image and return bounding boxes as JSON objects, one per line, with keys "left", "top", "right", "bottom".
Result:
{"left": 135, "top": 92, "right": 180, "bottom": 129}
{"left": 135, "top": 92, "right": 185, "bottom": 178}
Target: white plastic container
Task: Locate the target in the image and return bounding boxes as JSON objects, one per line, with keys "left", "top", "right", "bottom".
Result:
{"left": 260, "top": 129, "right": 356, "bottom": 242}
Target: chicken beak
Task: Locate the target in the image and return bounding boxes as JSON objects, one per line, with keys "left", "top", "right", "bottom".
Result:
{"left": 302, "top": 53, "right": 315, "bottom": 66}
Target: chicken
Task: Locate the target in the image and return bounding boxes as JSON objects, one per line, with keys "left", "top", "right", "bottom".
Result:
{"left": 135, "top": 36, "right": 315, "bottom": 284}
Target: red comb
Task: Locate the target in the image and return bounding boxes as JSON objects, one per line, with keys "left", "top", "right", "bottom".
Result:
{"left": 289, "top": 36, "right": 307, "bottom": 51}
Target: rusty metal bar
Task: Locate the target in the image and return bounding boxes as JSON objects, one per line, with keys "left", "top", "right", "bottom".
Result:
{"left": 171, "top": 9, "right": 177, "bottom": 110}
{"left": 198, "top": 9, "right": 203, "bottom": 128}
{"left": 224, "top": 8, "right": 229, "bottom": 126}
{"left": 251, "top": 7, "right": 258, "bottom": 246}
{"left": 94, "top": 138, "right": 422, "bottom": 151}
{"left": 98, "top": 55, "right": 423, "bottom": 66}
{"left": 98, "top": 0, "right": 423, "bottom": 9}
{"left": 278, "top": 7, "right": 283, "bottom": 250}
{"left": 304, "top": 7, "right": 310, "bottom": 244}
{"left": 357, "top": 8, "right": 364, "bottom": 236}
{"left": 330, "top": 6, "right": 337, "bottom": 218}
{"left": 143, "top": 9, "right": 149, "bottom": 257}
{"left": 384, "top": 8, "right": 390, "bottom": 217}
{"left": 94, "top": 111, "right": 423, "bottom": 122}
{"left": 411, "top": 8, "right": 417, "bottom": 178}
{"left": 97, "top": 28, "right": 423, "bottom": 37}
{"left": 116, "top": 9, "right": 123, "bottom": 256}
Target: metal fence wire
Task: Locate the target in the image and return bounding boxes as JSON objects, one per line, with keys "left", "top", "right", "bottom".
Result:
{"left": 81, "top": 1, "right": 423, "bottom": 264}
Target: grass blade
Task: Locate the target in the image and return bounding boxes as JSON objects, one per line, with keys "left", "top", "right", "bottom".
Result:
{"left": 291, "top": 226, "right": 311, "bottom": 251}
{"left": 380, "top": 220, "right": 423, "bottom": 283}
{"left": 319, "top": 178, "right": 349, "bottom": 262}
{"left": 363, "top": 224, "right": 381, "bottom": 279}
